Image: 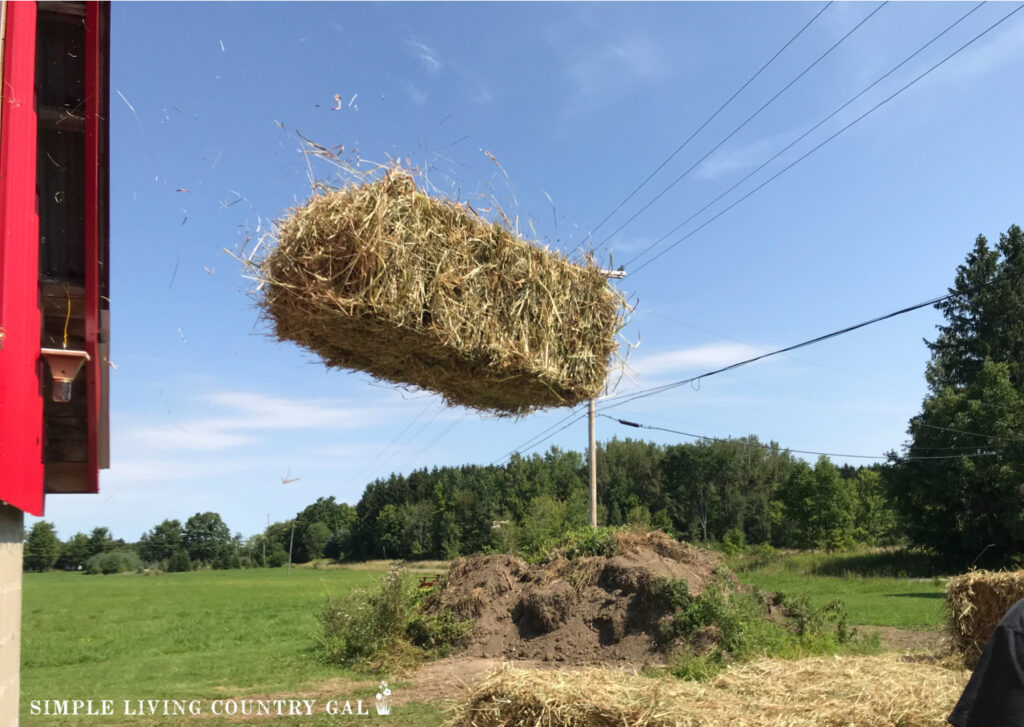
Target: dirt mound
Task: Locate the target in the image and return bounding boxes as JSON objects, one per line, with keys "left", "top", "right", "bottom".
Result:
{"left": 425, "top": 531, "right": 721, "bottom": 665}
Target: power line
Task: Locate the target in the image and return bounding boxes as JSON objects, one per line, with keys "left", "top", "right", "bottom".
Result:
{"left": 362, "top": 402, "right": 445, "bottom": 484}
{"left": 915, "top": 421, "right": 1024, "bottom": 444}
{"left": 492, "top": 409, "right": 588, "bottom": 465}
{"left": 498, "top": 287, "right": 959, "bottom": 461}
{"left": 628, "top": 2, "right": 1024, "bottom": 276}
{"left": 585, "top": 1, "right": 834, "bottom": 243}
{"left": 623, "top": 1, "right": 986, "bottom": 270}
{"left": 598, "top": 289, "right": 958, "bottom": 412}
{"left": 641, "top": 307, "right": 891, "bottom": 387}
{"left": 598, "top": 415, "right": 999, "bottom": 460}
{"left": 595, "top": 2, "right": 887, "bottom": 251}
{"left": 602, "top": 413, "right": 882, "bottom": 458}
{"left": 395, "top": 414, "right": 467, "bottom": 473}
{"left": 349, "top": 399, "right": 436, "bottom": 488}
{"left": 496, "top": 289, "right": 956, "bottom": 460}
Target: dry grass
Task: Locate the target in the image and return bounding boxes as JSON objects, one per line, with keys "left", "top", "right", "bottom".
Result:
{"left": 447, "top": 655, "right": 969, "bottom": 727}
{"left": 946, "top": 568, "right": 1024, "bottom": 666}
{"left": 256, "top": 169, "right": 627, "bottom": 416}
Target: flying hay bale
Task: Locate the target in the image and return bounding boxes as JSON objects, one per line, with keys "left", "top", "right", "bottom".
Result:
{"left": 947, "top": 569, "right": 1024, "bottom": 666}
{"left": 257, "top": 170, "right": 626, "bottom": 416}
{"left": 448, "top": 655, "right": 968, "bottom": 727}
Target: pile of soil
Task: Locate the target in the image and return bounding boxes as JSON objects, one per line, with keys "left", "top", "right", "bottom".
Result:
{"left": 424, "top": 530, "right": 722, "bottom": 665}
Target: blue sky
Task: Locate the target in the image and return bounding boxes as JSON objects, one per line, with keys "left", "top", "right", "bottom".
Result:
{"left": 32, "top": 1, "right": 1024, "bottom": 541}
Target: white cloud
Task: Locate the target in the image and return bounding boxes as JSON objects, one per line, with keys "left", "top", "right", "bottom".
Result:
{"left": 404, "top": 81, "right": 428, "bottom": 106}
{"left": 201, "top": 391, "right": 374, "bottom": 430}
{"left": 470, "top": 84, "right": 494, "bottom": 106}
{"left": 102, "top": 456, "right": 266, "bottom": 485}
{"left": 630, "top": 342, "right": 769, "bottom": 377}
{"left": 695, "top": 132, "right": 793, "bottom": 181}
{"left": 407, "top": 40, "right": 442, "bottom": 76}
{"left": 120, "top": 390, "right": 383, "bottom": 452}
{"left": 562, "top": 33, "right": 668, "bottom": 110}
{"left": 942, "top": 20, "right": 1024, "bottom": 81}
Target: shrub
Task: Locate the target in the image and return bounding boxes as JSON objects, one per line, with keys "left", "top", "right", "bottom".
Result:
{"left": 669, "top": 649, "right": 724, "bottom": 681}
{"left": 84, "top": 550, "right": 141, "bottom": 575}
{"left": 659, "top": 577, "right": 868, "bottom": 680}
{"left": 317, "top": 564, "right": 470, "bottom": 671}
{"left": 166, "top": 549, "right": 192, "bottom": 572}
{"left": 721, "top": 529, "right": 746, "bottom": 557}
{"left": 407, "top": 609, "right": 473, "bottom": 657}
{"left": 642, "top": 576, "right": 691, "bottom": 614}
{"left": 267, "top": 544, "right": 288, "bottom": 568}
{"left": 559, "top": 526, "right": 620, "bottom": 560}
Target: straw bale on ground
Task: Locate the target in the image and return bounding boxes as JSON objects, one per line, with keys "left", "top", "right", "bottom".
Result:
{"left": 448, "top": 655, "right": 968, "bottom": 727}
{"left": 947, "top": 569, "right": 1024, "bottom": 666}
{"left": 258, "top": 171, "right": 626, "bottom": 415}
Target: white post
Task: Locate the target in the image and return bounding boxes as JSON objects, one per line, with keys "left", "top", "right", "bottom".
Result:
{"left": 0, "top": 503, "right": 24, "bottom": 727}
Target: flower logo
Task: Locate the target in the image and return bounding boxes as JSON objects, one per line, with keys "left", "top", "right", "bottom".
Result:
{"left": 375, "top": 681, "right": 392, "bottom": 716}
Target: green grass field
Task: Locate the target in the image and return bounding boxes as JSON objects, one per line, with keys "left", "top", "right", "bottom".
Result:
{"left": 728, "top": 549, "right": 948, "bottom": 630}
{"left": 21, "top": 567, "right": 444, "bottom": 726}
{"left": 21, "top": 551, "right": 950, "bottom": 726}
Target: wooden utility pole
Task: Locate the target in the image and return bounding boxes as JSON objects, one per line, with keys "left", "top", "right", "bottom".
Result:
{"left": 588, "top": 267, "right": 626, "bottom": 528}
{"left": 287, "top": 521, "right": 295, "bottom": 576}
{"left": 589, "top": 399, "right": 597, "bottom": 527}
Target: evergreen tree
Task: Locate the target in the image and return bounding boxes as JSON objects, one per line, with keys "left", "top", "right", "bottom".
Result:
{"left": 57, "top": 532, "right": 91, "bottom": 570}
{"left": 138, "top": 519, "right": 184, "bottom": 563}
{"left": 166, "top": 549, "right": 192, "bottom": 572}
{"left": 85, "top": 527, "right": 114, "bottom": 558}
{"left": 887, "top": 225, "right": 1024, "bottom": 567}
{"left": 24, "top": 522, "right": 61, "bottom": 572}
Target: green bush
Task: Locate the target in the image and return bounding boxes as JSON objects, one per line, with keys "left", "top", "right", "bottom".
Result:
{"left": 659, "top": 577, "right": 869, "bottom": 680}
{"left": 166, "top": 550, "right": 192, "bottom": 572}
{"left": 641, "top": 576, "right": 691, "bottom": 614}
{"left": 669, "top": 650, "right": 724, "bottom": 681}
{"left": 558, "top": 526, "right": 621, "bottom": 560}
{"left": 84, "top": 551, "right": 141, "bottom": 575}
{"left": 407, "top": 608, "right": 473, "bottom": 657}
{"left": 267, "top": 544, "right": 288, "bottom": 568}
{"left": 317, "top": 564, "right": 470, "bottom": 671}
{"left": 721, "top": 529, "right": 746, "bottom": 557}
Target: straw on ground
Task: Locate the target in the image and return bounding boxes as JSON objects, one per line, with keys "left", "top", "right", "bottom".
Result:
{"left": 448, "top": 654, "right": 968, "bottom": 727}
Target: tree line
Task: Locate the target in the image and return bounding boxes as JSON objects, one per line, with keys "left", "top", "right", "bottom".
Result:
{"left": 23, "top": 441, "right": 893, "bottom": 572}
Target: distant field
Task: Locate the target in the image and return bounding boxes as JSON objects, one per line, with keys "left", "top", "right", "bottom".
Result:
{"left": 730, "top": 550, "right": 948, "bottom": 630}
{"left": 21, "top": 567, "right": 444, "bottom": 726}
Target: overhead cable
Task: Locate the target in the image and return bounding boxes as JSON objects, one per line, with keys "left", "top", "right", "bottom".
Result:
{"left": 623, "top": 1, "right": 987, "bottom": 270}
{"left": 627, "top": 3, "right": 1024, "bottom": 275}
{"left": 595, "top": 2, "right": 888, "bottom": 250}
{"left": 602, "top": 414, "right": 999, "bottom": 461}
{"left": 586, "top": 1, "right": 834, "bottom": 242}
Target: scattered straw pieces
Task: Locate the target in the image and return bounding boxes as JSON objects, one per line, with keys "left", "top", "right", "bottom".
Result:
{"left": 257, "top": 170, "right": 626, "bottom": 416}
{"left": 947, "top": 569, "right": 1024, "bottom": 666}
{"left": 447, "top": 655, "right": 969, "bottom": 727}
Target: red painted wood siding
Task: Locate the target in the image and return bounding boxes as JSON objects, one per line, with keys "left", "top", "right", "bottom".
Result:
{"left": 0, "top": 1, "right": 44, "bottom": 515}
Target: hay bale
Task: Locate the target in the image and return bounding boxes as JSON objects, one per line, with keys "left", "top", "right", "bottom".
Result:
{"left": 947, "top": 569, "right": 1024, "bottom": 665}
{"left": 448, "top": 655, "right": 968, "bottom": 727}
{"left": 258, "top": 170, "right": 626, "bottom": 415}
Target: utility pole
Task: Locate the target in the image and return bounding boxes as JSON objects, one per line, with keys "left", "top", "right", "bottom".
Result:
{"left": 287, "top": 521, "right": 295, "bottom": 576}
{"left": 589, "top": 399, "right": 597, "bottom": 527}
{"left": 588, "top": 267, "right": 626, "bottom": 529}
